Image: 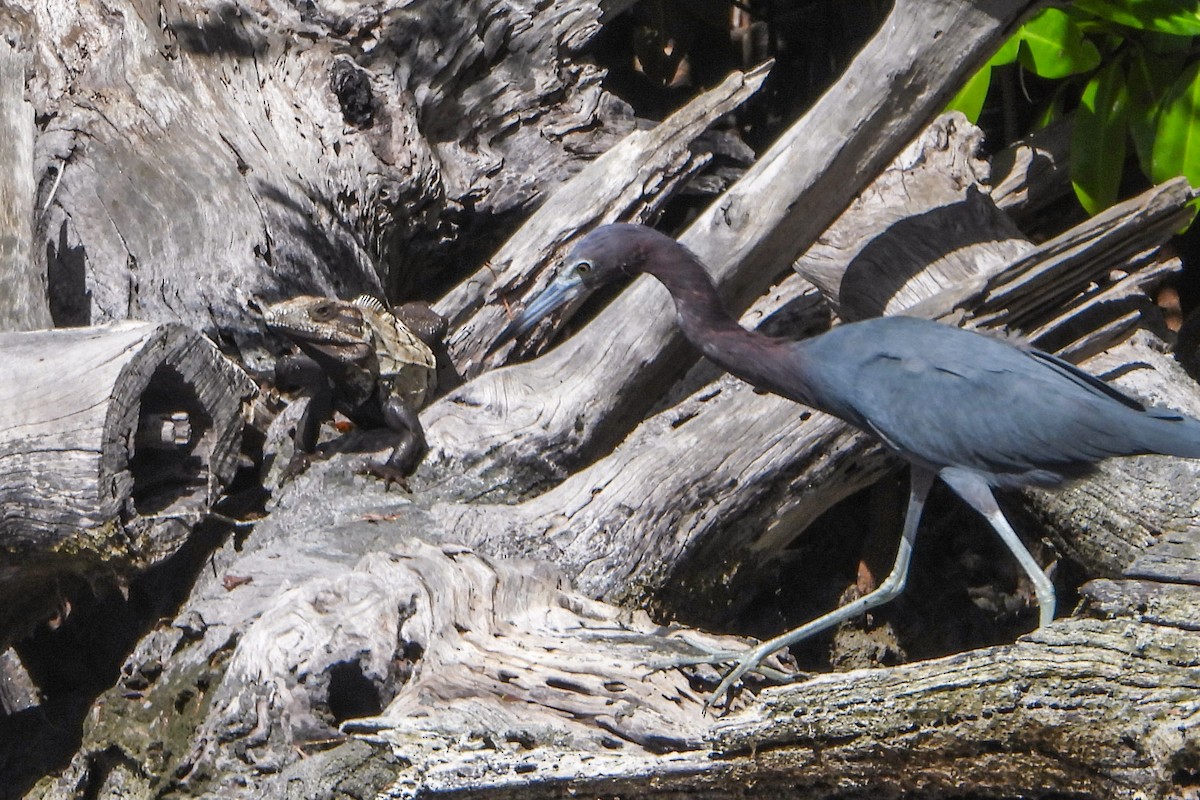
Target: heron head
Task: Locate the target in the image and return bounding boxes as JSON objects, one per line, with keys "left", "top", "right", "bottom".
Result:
{"left": 496, "top": 224, "right": 650, "bottom": 345}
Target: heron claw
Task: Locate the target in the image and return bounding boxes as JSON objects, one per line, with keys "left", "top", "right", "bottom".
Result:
{"left": 707, "top": 656, "right": 761, "bottom": 710}
{"left": 647, "top": 640, "right": 802, "bottom": 711}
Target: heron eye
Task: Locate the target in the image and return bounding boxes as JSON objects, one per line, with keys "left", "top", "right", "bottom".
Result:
{"left": 575, "top": 261, "right": 592, "bottom": 276}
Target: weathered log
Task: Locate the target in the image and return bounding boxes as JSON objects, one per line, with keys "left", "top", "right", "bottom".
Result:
{"left": 46, "top": 515, "right": 1196, "bottom": 800}
{"left": 318, "top": 596, "right": 1200, "bottom": 800}
{"left": 28, "top": 502, "right": 781, "bottom": 797}
{"left": 0, "top": 6, "right": 50, "bottom": 332}
{"left": 47, "top": 109, "right": 1197, "bottom": 800}
{"left": 793, "top": 112, "right": 1028, "bottom": 321}
{"left": 794, "top": 122, "right": 1193, "bottom": 335}
{"left": 26, "top": 0, "right": 1200, "bottom": 796}
{"left": 438, "top": 61, "right": 770, "bottom": 383}
{"left": 424, "top": 119, "right": 1198, "bottom": 614}
{"left": 704, "top": 612, "right": 1200, "bottom": 800}
{"left": 25, "top": 0, "right": 637, "bottom": 359}
{"left": 426, "top": 0, "right": 1042, "bottom": 477}
{"left": 0, "top": 321, "right": 255, "bottom": 644}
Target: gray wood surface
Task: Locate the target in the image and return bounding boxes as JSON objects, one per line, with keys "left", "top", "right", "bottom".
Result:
{"left": 0, "top": 8, "right": 49, "bottom": 331}
{"left": 14, "top": 0, "right": 1200, "bottom": 798}
{"left": 439, "top": 62, "right": 770, "bottom": 382}
{"left": 27, "top": 0, "right": 637, "bottom": 363}
{"left": 426, "top": 0, "right": 1043, "bottom": 477}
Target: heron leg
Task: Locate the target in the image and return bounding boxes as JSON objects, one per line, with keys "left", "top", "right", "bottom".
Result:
{"left": 703, "top": 468, "right": 937, "bottom": 707}
{"left": 938, "top": 470, "right": 1055, "bottom": 628}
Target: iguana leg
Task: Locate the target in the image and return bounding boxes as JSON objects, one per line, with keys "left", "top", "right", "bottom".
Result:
{"left": 274, "top": 352, "right": 325, "bottom": 393}
{"left": 276, "top": 354, "right": 334, "bottom": 480}
{"left": 363, "top": 397, "right": 426, "bottom": 487}
{"left": 394, "top": 302, "right": 447, "bottom": 349}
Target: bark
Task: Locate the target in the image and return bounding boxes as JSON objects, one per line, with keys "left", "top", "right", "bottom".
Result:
{"left": 436, "top": 61, "right": 769, "bottom": 385}
{"left": 426, "top": 0, "right": 1044, "bottom": 477}
{"left": 23, "top": 121, "right": 1200, "bottom": 800}
{"left": 23, "top": 0, "right": 639, "bottom": 358}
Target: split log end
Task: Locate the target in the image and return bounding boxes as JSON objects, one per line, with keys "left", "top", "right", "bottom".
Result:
{"left": 0, "top": 321, "right": 256, "bottom": 644}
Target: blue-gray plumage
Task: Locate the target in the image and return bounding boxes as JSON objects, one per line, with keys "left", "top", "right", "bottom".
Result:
{"left": 497, "top": 223, "right": 1200, "bottom": 704}
{"left": 790, "top": 317, "right": 1200, "bottom": 486}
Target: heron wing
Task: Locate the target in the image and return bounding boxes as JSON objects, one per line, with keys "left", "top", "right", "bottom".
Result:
{"left": 794, "top": 318, "right": 1156, "bottom": 484}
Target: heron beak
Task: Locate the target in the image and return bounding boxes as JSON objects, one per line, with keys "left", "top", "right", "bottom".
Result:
{"left": 496, "top": 268, "right": 587, "bottom": 346}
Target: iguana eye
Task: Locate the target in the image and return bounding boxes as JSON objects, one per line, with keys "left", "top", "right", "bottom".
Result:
{"left": 311, "top": 302, "right": 338, "bottom": 321}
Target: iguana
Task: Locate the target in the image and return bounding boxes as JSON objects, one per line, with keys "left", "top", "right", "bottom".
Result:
{"left": 263, "top": 294, "right": 444, "bottom": 484}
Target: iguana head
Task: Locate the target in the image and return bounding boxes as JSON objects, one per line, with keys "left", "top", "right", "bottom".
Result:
{"left": 263, "top": 295, "right": 376, "bottom": 366}
{"left": 264, "top": 295, "right": 374, "bottom": 345}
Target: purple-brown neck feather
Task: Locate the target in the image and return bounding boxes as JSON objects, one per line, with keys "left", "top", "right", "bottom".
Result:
{"left": 625, "top": 230, "right": 801, "bottom": 401}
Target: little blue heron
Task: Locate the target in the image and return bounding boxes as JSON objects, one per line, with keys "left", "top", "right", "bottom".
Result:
{"left": 498, "top": 223, "right": 1200, "bottom": 703}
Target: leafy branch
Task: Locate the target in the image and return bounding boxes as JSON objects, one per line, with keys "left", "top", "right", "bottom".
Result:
{"left": 949, "top": 0, "right": 1200, "bottom": 217}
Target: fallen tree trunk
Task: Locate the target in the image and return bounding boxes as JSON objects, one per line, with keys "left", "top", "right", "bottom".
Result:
{"left": 0, "top": 322, "right": 255, "bottom": 648}
{"left": 35, "top": 500, "right": 1200, "bottom": 800}
{"left": 25, "top": 0, "right": 641, "bottom": 357}
{"left": 427, "top": 121, "right": 1200, "bottom": 616}
{"left": 0, "top": 6, "right": 49, "bottom": 331}
{"left": 38, "top": 113, "right": 1200, "bottom": 800}
{"left": 437, "top": 61, "right": 770, "bottom": 384}
{"left": 425, "top": 0, "right": 1044, "bottom": 477}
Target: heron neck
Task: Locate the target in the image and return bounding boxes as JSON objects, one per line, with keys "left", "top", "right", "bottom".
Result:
{"left": 640, "top": 243, "right": 794, "bottom": 394}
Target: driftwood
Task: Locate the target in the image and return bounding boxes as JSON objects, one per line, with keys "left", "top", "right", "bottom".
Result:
{"left": 437, "top": 61, "right": 768, "bottom": 383}
{"left": 27, "top": 0, "right": 641, "bottom": 358}
{"left": 0, "top": 6, "right": 48, "bottom": 331}
{"left": 0, "top": 322, "right": 255, "bottom": 647}
{"left": 10, "top": 0, "right": 1200, "bottom": 798}
{"left": 426, "top": 120, "right": 1200, "bottom": 610}
{"left": 36, "top": 491, "right": 1196, "bottom": 798}
{"left": 36, "top": 87, "right": 1200, "bottom": 800}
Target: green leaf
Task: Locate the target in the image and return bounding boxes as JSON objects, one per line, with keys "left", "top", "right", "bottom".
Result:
{"left": 991, "top": 34, "right": 1022, "bottom": 67}
{"left": 1151, "top": 59, "right": 1200, "bottom": 186}
{"left": 1071, "top": 60, "right": 1130, "bottom": 213}
{"left": 946, "top": 65, "right": 992, "bottom": 122}
{"left": 1034, "top": 84, "right": 1070, "bottom": 129}
{"left": 1017, "top": 8, "right": 1102, "bottom": 79}
{"left": 1126, "top": 50, "right": 1180, "bottom": 174}
{"left": 1073, "top": 0, "right": 1200, "bottom": 37}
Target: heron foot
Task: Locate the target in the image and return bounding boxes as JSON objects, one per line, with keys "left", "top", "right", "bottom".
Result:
{"left": 706, "top": 642, "right": 789, "bottom": 709}
{"left": 647, "top": 639, "right": 802, "bottom": 711}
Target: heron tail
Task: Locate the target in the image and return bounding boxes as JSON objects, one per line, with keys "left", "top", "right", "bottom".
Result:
{"left": 1137, "top": 406, "right": 1200, "bottom": 459}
